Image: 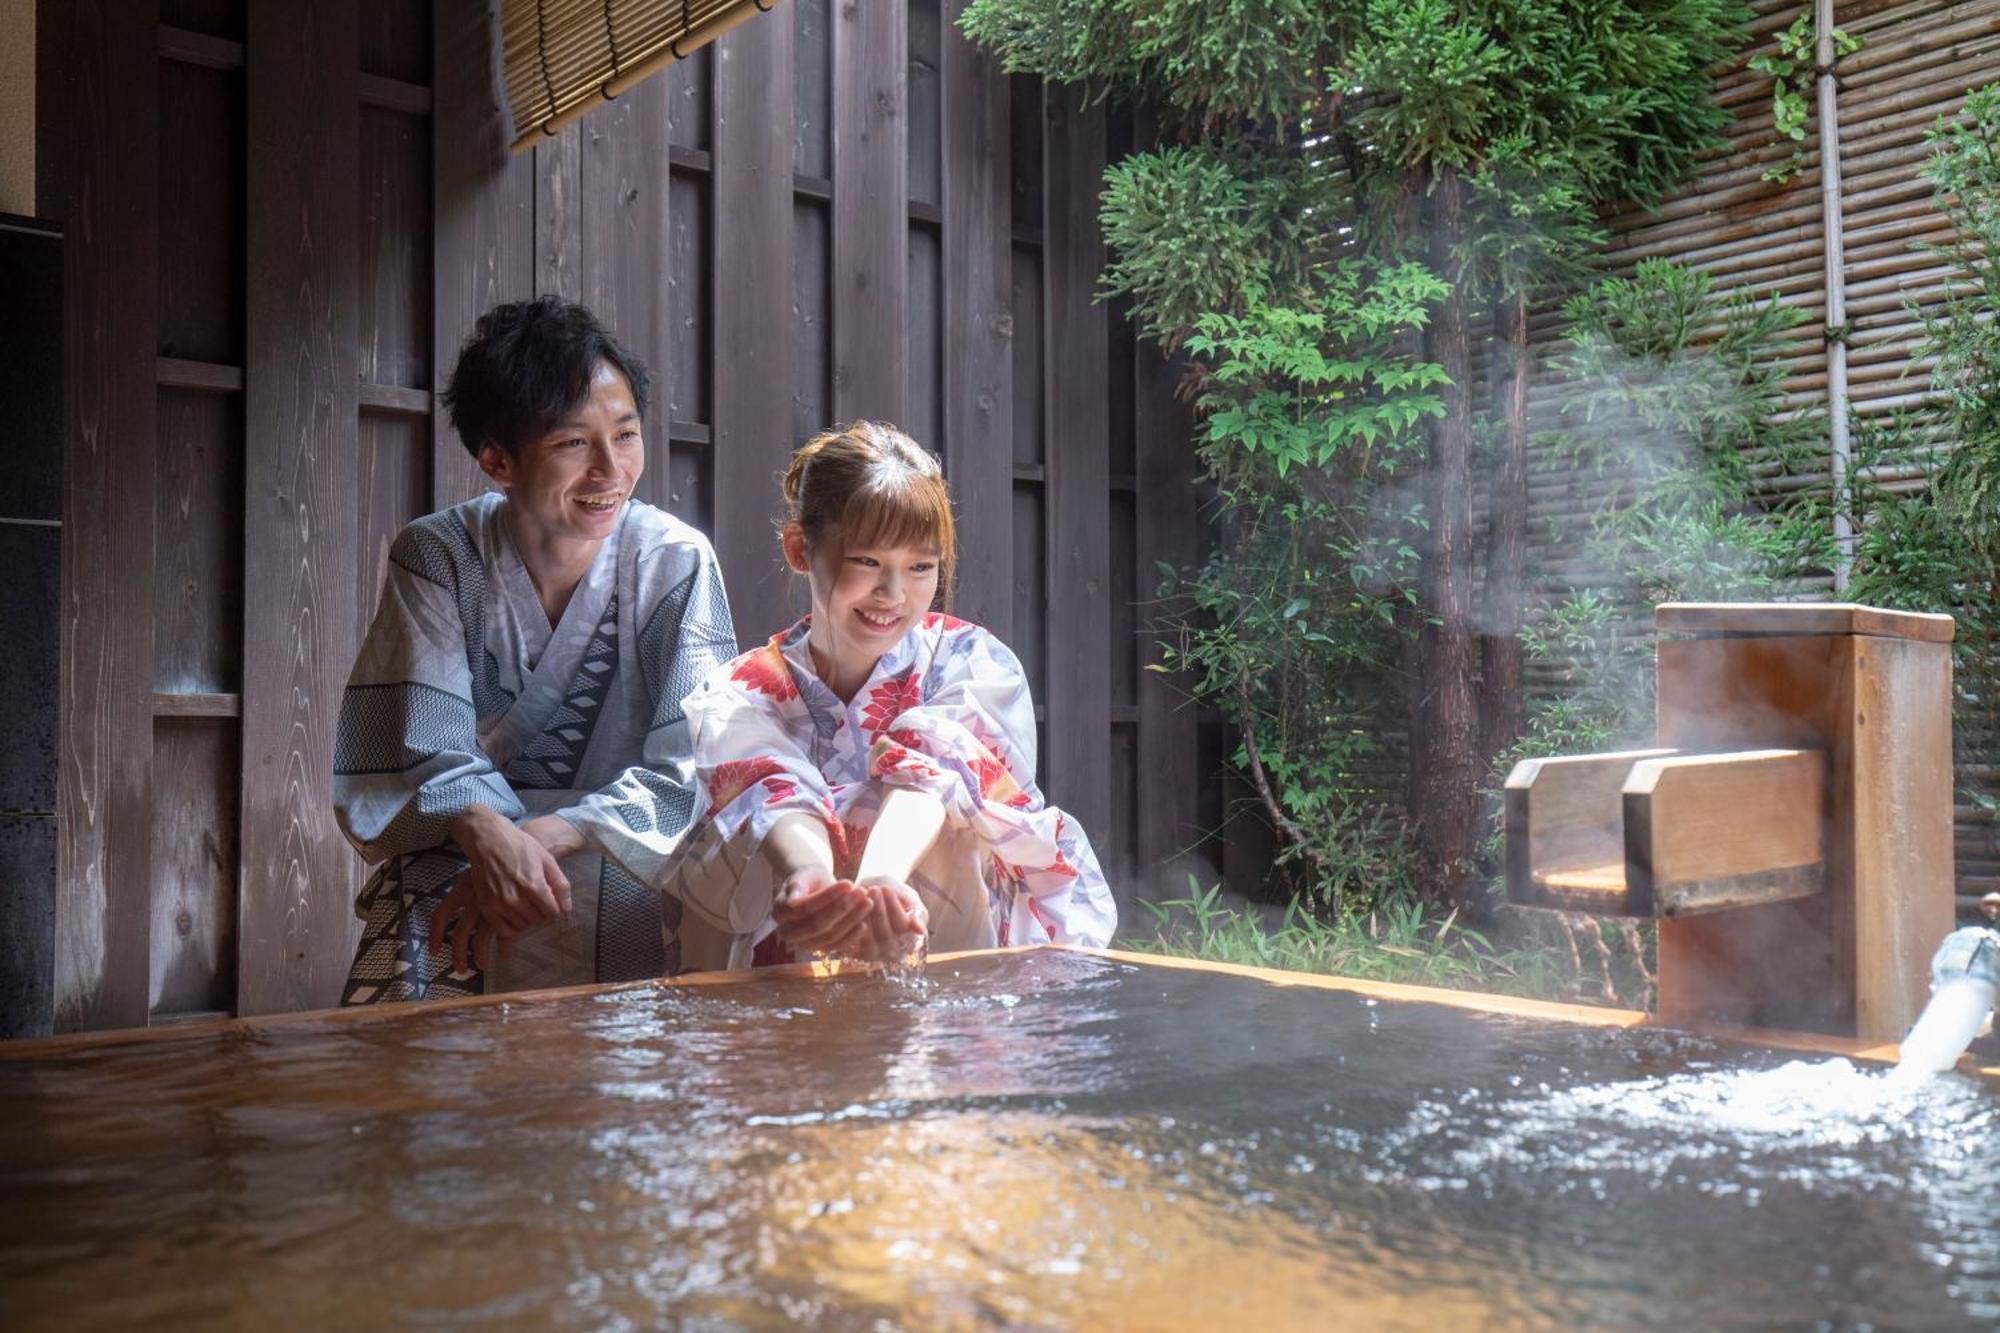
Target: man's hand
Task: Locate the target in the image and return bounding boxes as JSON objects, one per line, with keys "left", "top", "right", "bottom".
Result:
{"left": 771, "top": 866, "right": 874, "bottom": 956}
{"left": 428, "top": 806, "right": 575, "bottom": 972}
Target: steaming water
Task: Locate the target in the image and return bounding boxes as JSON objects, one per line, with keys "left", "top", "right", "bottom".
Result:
{"left": 2, "top": 951, "right": 1995, "bottom": 1330}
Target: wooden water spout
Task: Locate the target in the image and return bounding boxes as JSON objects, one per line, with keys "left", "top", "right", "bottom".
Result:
{"left": 1504, "top": 603, "right": 1956, "bottom": 1042}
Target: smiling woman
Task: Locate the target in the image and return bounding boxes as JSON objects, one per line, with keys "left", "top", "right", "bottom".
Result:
{"left": 657, "top": 421, "right": 1117, "bottom": 972}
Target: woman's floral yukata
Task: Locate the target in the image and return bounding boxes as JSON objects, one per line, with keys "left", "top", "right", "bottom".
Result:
{"left": 659, "top": 614, "right": 1117, "bottom": 969}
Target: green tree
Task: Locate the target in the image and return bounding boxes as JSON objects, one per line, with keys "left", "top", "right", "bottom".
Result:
{"left": 964, "top": 0, "right": 1750, "bottom": 912}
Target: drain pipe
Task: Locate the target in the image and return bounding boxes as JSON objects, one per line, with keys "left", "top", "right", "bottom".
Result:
{"left": 1817, "top": 0, "right": 1854, "bottom": 587}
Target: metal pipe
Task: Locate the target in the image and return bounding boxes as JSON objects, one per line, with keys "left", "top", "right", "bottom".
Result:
{"left": 1817, "top": 0, "right": 1854, "bottom": 587}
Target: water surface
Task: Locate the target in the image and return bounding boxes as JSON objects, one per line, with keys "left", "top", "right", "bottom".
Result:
{"left": 2, "top": 951, "right": 1995, "bottom": 1330}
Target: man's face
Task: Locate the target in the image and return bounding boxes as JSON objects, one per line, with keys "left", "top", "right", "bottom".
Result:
{"left": 479, "top": 361, "right": 645, "bottom": 548}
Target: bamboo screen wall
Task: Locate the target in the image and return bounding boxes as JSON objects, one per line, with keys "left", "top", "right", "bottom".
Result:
{"left": 1516, "top": 0, "right": 2000, "bottom": 904}
{"left": 32, "top": 0, "right": 1199, "bottom": 1034}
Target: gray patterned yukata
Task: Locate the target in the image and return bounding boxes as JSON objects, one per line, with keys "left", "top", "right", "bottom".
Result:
{"left": 333, "top": 493, "right": 736, "bottom": 1004}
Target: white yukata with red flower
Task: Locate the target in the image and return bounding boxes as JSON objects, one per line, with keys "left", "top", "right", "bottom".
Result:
{"left": 658, "top": 613, "right": 1117, "bottom": 970}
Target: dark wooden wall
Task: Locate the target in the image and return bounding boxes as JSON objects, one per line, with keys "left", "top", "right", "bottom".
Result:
{"left": 33, "top": 0, "right": 1203, "bottom": 1032}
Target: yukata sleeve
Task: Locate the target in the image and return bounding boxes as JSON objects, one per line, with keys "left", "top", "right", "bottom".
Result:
{"left": 561, "top": 540, "right": 740, "bottom": 885}
{"left": 664, "top": 643, "right": 844, "bottom": 934}
{"left": 864, "top": 622, "right": 1117, "bottom": 947}
{"left": 334, "top": 521, "right": 524, "bottom": 864}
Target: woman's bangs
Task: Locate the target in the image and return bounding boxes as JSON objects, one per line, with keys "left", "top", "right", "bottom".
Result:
{"left": 837, "top": 474, "right": 953, "bottom": 556}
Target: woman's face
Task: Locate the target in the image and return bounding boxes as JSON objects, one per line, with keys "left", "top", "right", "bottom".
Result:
{"left": 787, "top": 526, "right": 941, "bottom": 682}
{"left": 479, "top": 361, "right": 645, "bottom": 551}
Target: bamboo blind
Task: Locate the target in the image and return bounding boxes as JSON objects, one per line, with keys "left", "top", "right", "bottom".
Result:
{"left": 1509, "top": 0, "right": 2000, "bottom": 896}
{"left": 502, "top": 0, "right": 780, "bottom": 150}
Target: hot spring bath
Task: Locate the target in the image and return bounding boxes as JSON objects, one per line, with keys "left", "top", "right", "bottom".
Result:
{"left": 2, "top": 948, "right": 1995, "bottom": 1329}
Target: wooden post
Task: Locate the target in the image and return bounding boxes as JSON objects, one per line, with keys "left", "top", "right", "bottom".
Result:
{"left": 52, "top": 0, "right": 159, "bottom": 1032}
{"left": 1043, "top": 83, "right": 1110, "bottom": 845}
{"left": 941, "top": 0, "right": 1013, "bottom": 634}
{"left": 239, "top": 0, "right": 361, "bottom": 1016}
{"left": 830, "top": 0, "right": 905, "bottom": 424}
{"left": 712, "top": 7, "right": 797, "bottom": 644}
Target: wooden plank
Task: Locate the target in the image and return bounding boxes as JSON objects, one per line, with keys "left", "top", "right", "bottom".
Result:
{"left": 358, "top": 72, "right": 432, "bottom": 116}
{"left": 158, "top": 58, "right": 244, "bottom": 364}
{"left": 713, "top": 12, "right": 799, "bottom": 645}
{"left": 357, "top": 0, "right": 431, "bottom": 84}
{"left": 1623, "top": 749, "right": 1827, "bottom": 916}
{"left": 1504, "top": 748, "right": 1677, "bottom": 914}
{"left": 157, "top": 23, "right": 243, "bottom": 70}
{"left": 579, "top": 75, "right": 674, "bottom": 511}
{"left": 793, "top": 0, "right": 831, "bottom": 179}
{"left": 1042, "top": 83, "right": 1110, "bottom": 843}
{"left": 1009, "top": 243, "right": 1044, "bottom": 468}
{"left": 666, "top": 171, "right": 710, "bottom": 428}
{"left": 1656, "top": 601, "right": 1956, "bottom": 643}
{"left": 1010, "top": 485, "right": 1045, "bottom": 702}
{"left": 792, "top": 198, "right": 831, "bottom": 444}
{"left": 830, "top": 0, "right": 905, "bottom": 422}
{"left": 940, "top": 0, "right": 1011, "bottom": 632}
{"left": 152, "top": 692, "right": 242, "bottom": 717}
{"left": 156, "top": 357, "right": 244, "bottom": 392}
{"left": 358, "top": 104, "right": 432, "bottom": 392}
{"left": 54, "top": 0, "right": 159, "bottom": 1033}
{"left": 1848, "top": 634, "right": 1956, "bottom": 1042}
{"left": 431, "top": 0, "right": 531, "bottom": 508}
{"left": 155, "top": 388, "right": 244, "bottom": 694}
{"left": 149, "top": 717, "right": 238, "bottom": 1017}
{"left": 240, "top": 0, "right": 360, "bottom": 1016}
{"left": 357, "top": 382, "right": 433, "bottom": 415}
{"left": 905, "top": 223, "right": 943, "bottom": 449}
{"left": 535, "top": 125, "right": 583, "bottom": 300}
{"left": 357, "top": 410, "right": 431, "bottom": 636}
{"left": 907, "top": 0, "right": 942, "bottom": 208}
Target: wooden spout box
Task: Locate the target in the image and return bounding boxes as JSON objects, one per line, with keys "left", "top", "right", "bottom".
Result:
{"left": 1505, "top": 603, "right": 1956, "bottom": 1043}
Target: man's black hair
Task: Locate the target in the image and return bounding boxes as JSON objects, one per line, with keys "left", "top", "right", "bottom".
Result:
{"left": 442, "top": 297, "right": 652, "bottom": 459}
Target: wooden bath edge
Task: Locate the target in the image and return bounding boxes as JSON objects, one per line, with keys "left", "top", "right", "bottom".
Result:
{"left": 5, "top": 943, "right": 1996, "bottom": 1079}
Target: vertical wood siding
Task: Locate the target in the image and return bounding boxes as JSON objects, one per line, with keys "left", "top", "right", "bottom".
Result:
{"left": 44, "top": 0, "right": 1191, "bottom": 1028}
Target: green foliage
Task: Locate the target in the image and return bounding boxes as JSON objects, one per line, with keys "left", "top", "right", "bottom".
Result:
{"left": 1918, "top": 83, "right": 2000, "bottom": 561}
{"left": 1748, "top": 16, "right": 1860, "bottom": 184}
{"left": 1130, "top": 877, "right": 1655, "bottom": 1004}
{"left": 1153, "top": 269, "right": 1444, "bottom": 908}
{"left": 1512, "top": 260, "right": 1828, "bottom": 759}
{"left": 957, "top": 0, "right": 1359, "bottom": 128}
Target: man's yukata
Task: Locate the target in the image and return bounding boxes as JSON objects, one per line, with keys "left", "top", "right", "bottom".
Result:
{"left": 334, "top": 493, "right": 736, "bottom": 1004}
{"left": 660, "top": 613, "right": 1117, "bottom": 968}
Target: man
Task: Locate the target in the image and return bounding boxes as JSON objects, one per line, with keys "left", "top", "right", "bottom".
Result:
{"left": 335, "top": 298, "right": 736, "bottom": 1002}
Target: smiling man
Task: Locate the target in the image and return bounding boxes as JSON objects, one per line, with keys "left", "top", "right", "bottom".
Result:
{"left": 334, "top": 298, "right": 737, "bottom": 1003}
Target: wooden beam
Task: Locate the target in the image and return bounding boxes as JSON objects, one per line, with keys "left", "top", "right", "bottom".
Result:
{"left": 712, "top": 12, "right": 797, "bottom": 644}
{"left": 1042, "top": 84, "right": 1110, "bottom": 844}
{"left": 431, "top": 0, "right": 531, "bottom": 508}
{"left": 1504, "top": 749, "right": 1677, "bottom": 917}
{"left": 54, "top": 0, "right": 159, "bottom": 1033}
{"left": 1624, "top": 749, "right": 1827, "bottom": 916}
{"left": 830, "top": 0, "right": 905, "bottom": 422}
{"left": 156, "top": 357, "right": 244, "bottom": 393}
{"left": 240, "top": 0, "right": 360, "bottom": 1016}
{"left": 358, "top": 71, "right": 431, "bottom": 116}
{"left": 1848, "top": 635, "right": 1955, "bottom": 1042}
{"left": 357, "top": 382, "right": 432, "bottom": 416}
{"left": 1656, "top": 601, "right": 1955, "bottom": 643}
{"left": 940, "top": 1, "right": 1011, "bottom": 635}
{"left": 152, "top": 691, "right": 243, "bottom": 718}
